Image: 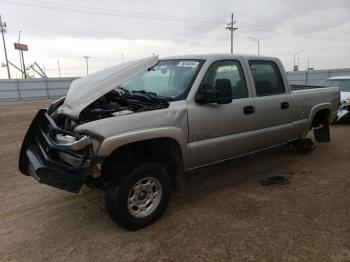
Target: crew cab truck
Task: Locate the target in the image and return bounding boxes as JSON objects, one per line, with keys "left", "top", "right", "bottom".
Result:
{"left": 19, "top": 54, "right": 340, "bottom": 230}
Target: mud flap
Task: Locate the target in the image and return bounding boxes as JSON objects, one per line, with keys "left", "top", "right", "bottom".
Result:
{"left": 314, "top": 121, "right": 330, "bottom": 143}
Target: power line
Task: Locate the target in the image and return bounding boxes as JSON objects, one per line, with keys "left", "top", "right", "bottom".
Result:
{"left": 0, "top": 0, "right": 297, "bottom": 28}
{"left": 1, "top": 0, "right": 225, "bottom": 24}
{"left": 121, "top": 0, "right": 290, "bottom": 27}
{"left": 2, "top": 0, "right": 288, "bottom": 27}
{"left": 1, "top": 0, "right": 348, "bottom": 43}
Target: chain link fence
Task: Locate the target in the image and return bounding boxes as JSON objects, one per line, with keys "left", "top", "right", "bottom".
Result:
{"left": 1, "top": 68, "right": 350, "bottom": 102}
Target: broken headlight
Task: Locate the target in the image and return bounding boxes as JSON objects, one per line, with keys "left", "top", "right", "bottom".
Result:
{"left": 55, "top": 134, "right": 91, "bottom": 151}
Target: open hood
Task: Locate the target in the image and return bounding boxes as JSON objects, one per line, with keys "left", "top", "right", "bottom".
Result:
{"left": 60, "top": 56, "right": 159, "bottom": 120}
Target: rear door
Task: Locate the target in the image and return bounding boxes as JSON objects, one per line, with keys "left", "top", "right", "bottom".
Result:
{"left": 246, "top": 60, "right": 294, "bottom": 148}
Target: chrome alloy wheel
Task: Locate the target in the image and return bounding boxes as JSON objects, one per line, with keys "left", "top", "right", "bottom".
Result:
{"left": 127, "top": 177, "right": 163, "bottom": 218}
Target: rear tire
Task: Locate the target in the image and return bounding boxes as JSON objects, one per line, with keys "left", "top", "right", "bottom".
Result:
{"left": 105, "top": 162, "right": 172, "bottom": 230}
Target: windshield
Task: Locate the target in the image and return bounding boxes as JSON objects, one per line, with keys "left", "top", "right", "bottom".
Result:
{"left": 120, "top": 59, "right": 203, "bottom": 100}
{"left": 319, "top": 79, "right": 350, "bottom": 92}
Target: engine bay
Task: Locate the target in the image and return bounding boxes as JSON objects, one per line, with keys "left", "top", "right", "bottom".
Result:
{"left": 51, "top": 89, "right": 169, "bottom": 130}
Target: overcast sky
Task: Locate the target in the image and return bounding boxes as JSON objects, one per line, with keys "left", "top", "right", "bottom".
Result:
{"left": 0, "top": 0, "right": 349, "bottom": 78}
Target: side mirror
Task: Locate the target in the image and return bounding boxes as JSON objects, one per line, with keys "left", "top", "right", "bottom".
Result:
{"left": 195, "top": 79, "right": 232, "bottom": 104}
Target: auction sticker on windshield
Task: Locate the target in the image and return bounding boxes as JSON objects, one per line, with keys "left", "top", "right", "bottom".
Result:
{"left": 177, "top": 61, "right": 200, "bottom": 68}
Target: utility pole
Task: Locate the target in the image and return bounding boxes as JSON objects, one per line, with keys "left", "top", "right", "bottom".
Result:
{"left": 297, "top": 57, "right": 300, "bottom": 71}
{"left": 120, "top": 53, "right": 124, "bottom": 64}
{"left": 225, "top": 13, "right": 238, "bottom": 54}
{"left": 0, "top": 15, "right": 11, "bottom": 79}
{"left": 83, "top": 56, "right": 90, "bottom": 76}
{"left": 57, "top": 59, "right": 61, "bottom": 77}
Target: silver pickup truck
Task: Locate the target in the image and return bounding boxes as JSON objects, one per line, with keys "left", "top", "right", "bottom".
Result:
{"left": 19, "top": 54, "right": 340, "bottom": 230}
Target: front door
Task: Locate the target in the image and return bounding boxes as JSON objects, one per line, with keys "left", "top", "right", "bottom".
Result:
{"left": 187, "top": 60, "right": 256, "bottom": 168}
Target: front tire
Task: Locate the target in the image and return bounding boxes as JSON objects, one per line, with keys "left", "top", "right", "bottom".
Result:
{"left": 105, "top": 162, "right": 172, "bottom": 230}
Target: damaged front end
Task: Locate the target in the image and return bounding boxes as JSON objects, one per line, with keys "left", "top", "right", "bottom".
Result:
{"left": 19, "top": 98, "right": 93, "bottom": 193}
{"left": 18, "top": 56, "right": 174, "bottom": 193}
{"left": 18, "top": 90, "right": 169, "bottom": 193}
{"left": 337, "top": 99, "right": 350, "bottom": 123}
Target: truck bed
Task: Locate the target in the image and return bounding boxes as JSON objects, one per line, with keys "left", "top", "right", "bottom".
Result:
{"left": 290, "top": 85, "right": 330, "bottom": 91}
{"left": 291, "top": 86, "right": 340, "bottom": 123}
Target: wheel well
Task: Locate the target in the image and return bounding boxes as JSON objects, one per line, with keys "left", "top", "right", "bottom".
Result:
{"left": 312, "top": 109, "right": 330, "bottom": 128}
{"left": 101, "top": 138, "right": 184, "bottom": 190}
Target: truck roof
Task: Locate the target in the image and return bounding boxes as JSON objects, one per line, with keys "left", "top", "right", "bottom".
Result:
{"left": 161, "top": 53, "right": 275, "bottom": 61}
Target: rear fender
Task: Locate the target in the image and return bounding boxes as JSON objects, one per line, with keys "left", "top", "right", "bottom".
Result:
{"left": 309, "top": 104, "right": 331, "bottom": 143}
{"left": 308, "top": 103, "right": 331, "bottom": 130}
{"left": 314, "top": 121, "right": 330, "bottom": 143}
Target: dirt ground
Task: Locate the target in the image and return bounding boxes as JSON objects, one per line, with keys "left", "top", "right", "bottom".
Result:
{"left": 0, "top": 100, "right": 350, "bottom": 262}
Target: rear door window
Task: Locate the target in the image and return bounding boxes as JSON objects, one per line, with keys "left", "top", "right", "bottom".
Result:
{"left": 249, "top": 61, "right": 285, "bottom": 96}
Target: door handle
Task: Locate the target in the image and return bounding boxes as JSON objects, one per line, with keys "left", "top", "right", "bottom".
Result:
{"left": 281, "top": 102, "right": 289, "bottom": 110}
{"left": 243, "top": 106, "right": 255, "bottom": 115}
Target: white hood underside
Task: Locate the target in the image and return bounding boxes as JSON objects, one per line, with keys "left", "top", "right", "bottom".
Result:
{"left": 60, "top": 56, "right": 159, "bottom": 120}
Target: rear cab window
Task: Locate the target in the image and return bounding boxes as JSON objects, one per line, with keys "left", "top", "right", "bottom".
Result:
{"left": 249, "top": 61, "right": 285, "bottom": 96}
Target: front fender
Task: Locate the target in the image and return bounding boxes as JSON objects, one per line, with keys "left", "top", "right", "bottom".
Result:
{"left": 96, "top": 127, "right": 190, "bottom": 168}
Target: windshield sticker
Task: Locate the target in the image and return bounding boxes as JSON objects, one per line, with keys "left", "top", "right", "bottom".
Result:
{"left": 177, "top": 61, "right": 200, "bottom": 68}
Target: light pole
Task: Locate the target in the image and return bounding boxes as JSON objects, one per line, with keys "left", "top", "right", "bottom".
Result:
{"left": 120, "top": 53, "right": 124, "bottom": 64}
{"left": 248, "top": 36, "right": 260, "bottom": 56}
{"left": 57, "top": 59, "right": 61, "bottom": 77}
{"left": 83, "top": 56, "right": 90, "bottom": 75}
{"left": 18, "top": 30, "right": 23, "bottom": 78}
{"left": 0, "top": 15, "right": 11, "bottom": 79}
{"left": 293, "top": 50, "right": 303, "bottom": 71}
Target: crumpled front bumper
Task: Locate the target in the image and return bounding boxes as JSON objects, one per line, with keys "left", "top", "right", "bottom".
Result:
{"left": 19, "top": 109, "right": 92, "bottom": 193}
{"left": 337, "top": 105, "right": 350, "bottom": 122}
